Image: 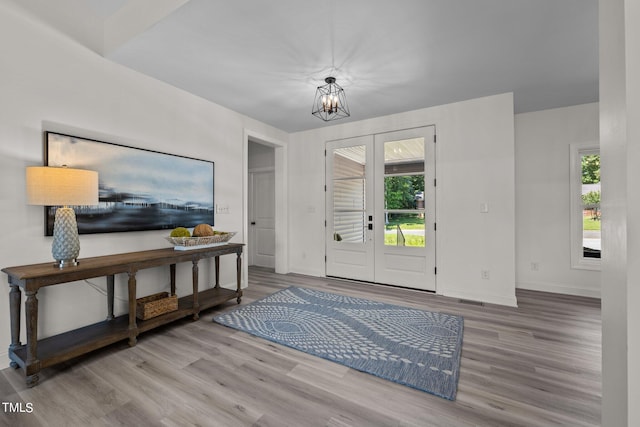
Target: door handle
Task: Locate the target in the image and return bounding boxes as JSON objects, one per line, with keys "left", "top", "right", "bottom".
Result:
{"left": 251, "top": 222, "right": 256, "bottom": 225}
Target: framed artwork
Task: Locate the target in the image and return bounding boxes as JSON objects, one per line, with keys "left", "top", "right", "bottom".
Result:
{"left": 44, "top": 131, "right": 214, "bottom": 235}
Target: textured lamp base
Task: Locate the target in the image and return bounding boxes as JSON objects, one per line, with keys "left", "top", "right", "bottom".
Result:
{"left": 52, "top": 207, "right": 81, "bottom": 268}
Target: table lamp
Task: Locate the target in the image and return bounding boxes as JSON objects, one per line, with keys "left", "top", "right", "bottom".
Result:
{"left": 26, "top": 166, "right": 99, "bottom": 268}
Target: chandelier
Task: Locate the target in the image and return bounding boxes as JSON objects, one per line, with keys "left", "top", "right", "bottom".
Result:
{"left": 312, "top": 77, "right": 350, "bottom": 122}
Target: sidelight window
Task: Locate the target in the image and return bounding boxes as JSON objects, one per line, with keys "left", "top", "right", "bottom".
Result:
{"left": 570, "top": 143, "right": 601, "bottom": 269}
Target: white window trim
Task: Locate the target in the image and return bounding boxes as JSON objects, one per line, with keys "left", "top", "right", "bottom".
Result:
{"left": 570, "top": 142, "right": 601, "bottom": 270}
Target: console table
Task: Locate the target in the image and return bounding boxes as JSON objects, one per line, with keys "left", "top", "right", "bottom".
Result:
{"left": 2, "top": 243, "right": 243, "bottom": 387}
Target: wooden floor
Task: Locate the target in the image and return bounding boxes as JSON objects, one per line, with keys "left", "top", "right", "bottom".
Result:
{"left": 1, "top": 267, "right": 601, "bottom": 427}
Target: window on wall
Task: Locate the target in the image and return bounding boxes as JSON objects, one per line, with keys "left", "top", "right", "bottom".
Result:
{"left": 570, "top": 142, "right": 601, "bottom": 269}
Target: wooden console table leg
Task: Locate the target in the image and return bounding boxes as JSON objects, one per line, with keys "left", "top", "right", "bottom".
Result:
{"left": 214, "top": 256, "right": 220, "bottom": 289}
{"left": 8, "top": 284, "right": 21, "bottom": 369}
{"left": 192, "top": 259, "right": 200, "bottom": 320}
{"left": 170, "top": 264, "right": 176, "bottom": 296}
{"left": 24, "top": 290, "right": 41, "bottom": 387}
{"left": 236, "top": 251, "right": 242, "bottom": 304}
{"left": 106, "top": 275, "right": 115, "bottom": 321}
{"left": 127, "top": 271, "right": 138, "bottom": 346}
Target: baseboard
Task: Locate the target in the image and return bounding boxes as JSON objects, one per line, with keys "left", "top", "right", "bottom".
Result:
{"left": 288, "top": 268, "right": 325, "bottom": 278}
{"left": 517, "top": 280, "right": 601, "bottom": 299}
{"left": 440, "top": 288, "right": 518, "bottom": 307}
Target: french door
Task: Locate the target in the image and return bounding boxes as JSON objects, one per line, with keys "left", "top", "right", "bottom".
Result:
{"left": 325, "top": 126, "right": 436, "bottom": 291}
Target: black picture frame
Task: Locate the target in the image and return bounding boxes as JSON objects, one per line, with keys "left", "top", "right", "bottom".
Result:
{"left": 44, "top": 131, "right": 214, "bottom": 235}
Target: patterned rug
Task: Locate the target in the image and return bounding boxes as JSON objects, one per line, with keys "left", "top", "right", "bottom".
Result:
{"left": 213, "top": 286, "right": 464, "bottom": 400}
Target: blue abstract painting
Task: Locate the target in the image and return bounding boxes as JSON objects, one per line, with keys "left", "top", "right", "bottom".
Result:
{"left": 45, "top": 132, "right": 214, "bottom": 235}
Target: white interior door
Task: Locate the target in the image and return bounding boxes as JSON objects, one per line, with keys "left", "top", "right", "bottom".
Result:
{"left": 249, "top": 170, "right": 275, "bottom": 268}
{"left": 326, "top": 127, "right": 436, "bottom": 291}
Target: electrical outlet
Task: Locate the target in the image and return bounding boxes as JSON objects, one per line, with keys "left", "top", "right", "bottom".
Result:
{"left": 481, "top": 270, "right": 490, "bottom": 280}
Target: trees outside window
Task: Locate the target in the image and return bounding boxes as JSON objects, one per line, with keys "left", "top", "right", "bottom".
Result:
{"left": 571, "top": 143, "right": 601, "bottom": 269}
{"left": 581, "top": 153, "right": 600, "bottom": 259}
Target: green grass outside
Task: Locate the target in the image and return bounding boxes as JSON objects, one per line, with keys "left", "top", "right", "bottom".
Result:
{"left": 384, "top": 213, "right": 426, "bottom": 246}
{"left": 384, "top": 234, "right": 425, "bottom": 247}
{"left": 583, "top": 216, "right": 601, "bottom": 231}
{"left": 385, "top": 214, "right": 425, "bottom": 230}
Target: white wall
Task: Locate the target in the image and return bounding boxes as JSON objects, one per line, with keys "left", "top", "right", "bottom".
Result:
{"left": 289, "top": 93, "right": 517, "bottom": 307}
{"left": 0, "top": 1, "right": 287, "bottom": 370}
{"left": 515, "top": 103, "right": 601, "bottom": 297}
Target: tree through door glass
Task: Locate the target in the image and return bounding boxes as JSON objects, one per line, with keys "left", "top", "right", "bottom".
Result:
{"left": 383, "top": 138, "right": 425, "bottom": 247}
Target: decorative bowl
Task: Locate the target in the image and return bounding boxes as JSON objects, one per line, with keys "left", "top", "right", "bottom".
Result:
{"left": 165, "top": 232, "right": 236, "bottom": 250}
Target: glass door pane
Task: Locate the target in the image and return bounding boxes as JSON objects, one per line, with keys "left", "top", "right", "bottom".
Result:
{"left": 333, "top": 145, "right": 366, "bottom": 243}
{"left": 383, "top": 138, "right": 425, "bottom": 247}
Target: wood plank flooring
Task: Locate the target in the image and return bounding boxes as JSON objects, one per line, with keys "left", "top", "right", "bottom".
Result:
{"left": 1, "top": 267, "right": 601, "bottom": 426}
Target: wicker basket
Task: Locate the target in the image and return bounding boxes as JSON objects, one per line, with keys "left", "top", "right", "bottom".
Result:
{"left": 165, "top": 231, "right": 236, "bottom": 248}
{"left": 136, "top": 292, "right": 178, "bottom": 320}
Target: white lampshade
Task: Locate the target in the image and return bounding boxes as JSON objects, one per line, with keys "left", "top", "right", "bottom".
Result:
{"left": 26, "top": 166, "right": 98, "bottom": 268}
{"left": 26, "top": 166, "right": 98, "bottom": 206}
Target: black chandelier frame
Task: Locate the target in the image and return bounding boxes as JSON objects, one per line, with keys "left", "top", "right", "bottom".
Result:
{"left": 312, "top": 77, "right": 350, "bottom": 122}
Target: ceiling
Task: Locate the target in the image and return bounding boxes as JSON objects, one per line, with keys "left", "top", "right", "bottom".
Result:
{"left": 15, "top": 0, "right": 598, "bottom": 133}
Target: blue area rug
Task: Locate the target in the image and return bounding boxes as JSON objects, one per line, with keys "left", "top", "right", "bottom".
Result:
{"left": 213, "top": 286, "right": 464, "bottom": 400}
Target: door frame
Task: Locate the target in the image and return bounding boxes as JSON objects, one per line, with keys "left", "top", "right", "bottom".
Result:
{"left": 325, "top": 125, "right": 437, "bottom": 291}
{"left": 243, "top": 130, "right": 288, "bottom": 283}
